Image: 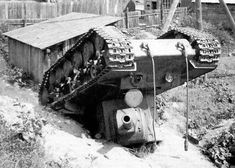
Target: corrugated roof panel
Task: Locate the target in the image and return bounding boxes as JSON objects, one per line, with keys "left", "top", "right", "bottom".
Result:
{"left": 4, "top": 13, "right": 121, "bottom": 49}
{"left": 192, "top": 0, "right": 235, "bottom": 4}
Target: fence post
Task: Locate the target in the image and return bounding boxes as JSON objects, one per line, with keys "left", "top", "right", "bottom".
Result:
{"left": 219, "top": 0, "right": 235, "bottom": 38}
{"left": 162, "top": 0, "right": 180, "bottom": 33}
{"left": 23, "top": 2, "right": 27, "bottom": 27}
{"left": 125, "top": 7, "right": 129, "bottom": 29}
{"left": 160, "top": 0, "right": 163, "bottom": 24}
{"left": 5, "top": 2, "right": 8, "bottom": 20}
{"left": 195, "top": 0, "right": 207, "bottom": 81}
{"left": 196, "top": 0, "right": 203, "bottom": 31}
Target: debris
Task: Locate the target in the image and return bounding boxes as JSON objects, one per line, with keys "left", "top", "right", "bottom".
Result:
{"left": 203, "top": 131, "right": 235, "bottom": 168}
{"left": 95, "top": 133, "right": 102, "bottom": 139}
{"left": 186, "top": 133, "right": 200, "bottom": 145}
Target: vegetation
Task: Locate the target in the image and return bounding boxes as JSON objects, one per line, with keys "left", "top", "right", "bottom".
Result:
{"left": 203, "top": 130, "right": 235, "bottom": 168}
{"left": 173, "top": 14, "right": 235, "bottom": 55}
{"left": 0, "top": 111, "right": 45, "bottom": 168}
{"left": 0, "top": 23, "right": 8, "bottom": 62}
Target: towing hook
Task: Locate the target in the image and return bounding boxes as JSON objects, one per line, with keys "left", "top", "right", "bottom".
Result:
{"left": 140, "top": 42, "right": 151, "bottom": 57}
{"left": 176, "top": 42, "right": 187, "bottom": 57}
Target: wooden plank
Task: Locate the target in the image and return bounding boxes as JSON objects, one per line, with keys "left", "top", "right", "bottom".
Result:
{"left": 30, "top": 47, "right": 40, "bottom": 82}
{"left": 37, "top": 49, "right": 43, "bottom": 82}
{"left": 0, "top": 1, "right": 188, "bottom": 23}
{"left": 22, "top": 42, "right": 28, "bottom": 72}
{"left": 8, "top": 38, "right": 14, "bottom": 65}
{"left": 2, "top": 7, "right": 187, "bottom": 30}
{"left": 0, "top": 3, "right": 6, "bottom": 19}
{"left": 19, "top": 42, "right": 24, "bottom": 70}
{"left": 72, "top": 1, "right": 81, "bottom": 13}
{"left": 36, "top": 48, "right": 41, "bottom": 82}
{"left": 14, "top": 41, "right": 19, "bottom": 67}
{"left": 14, "top": 40, "right": 19, "bottom": 66}
{"left": 219, "top": 0, "right": 235, "bottom": 37}
{"left": 24, "top": 44, "right": 31, "bottom": 74}
{"left": 30, "top": 47, "right": 36, "bottom": 81}
{"left": 19, "top": 42, "right": 25, "bottom": 70}
{"left": 40, "top": 3, "right": 45, "bottom": 19}
{"left": 21, "top": 43, "right": 29, "bottom": 73}
{"left": 4, "top": 2, "right": 8, "bottom": 20}
{"left": 162, "top": 0, "right": 181, "bottom": 33}
{"left": 11, "top": 39, "right": 16, "bottom": 66}
{"left": 127, "top": 11, "right": 139, "bottom": 28}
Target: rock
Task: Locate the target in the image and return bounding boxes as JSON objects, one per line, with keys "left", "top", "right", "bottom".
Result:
{"left": 184, "top": 133, "right": 199, "bottom": 145}
{"left": 231, "top": 51, "right": 235, "bottom": 57}
{"left": 95, "top": 133, "right": 102, "bottom": 139}
{"left": 22, "top": 131, "right": 35, "bottom": 142}
{"left": 229, "top": 122, "right": 235, "bottom": 135}
{"left": 159, "top": 110, "right": 169, "bottom": 121}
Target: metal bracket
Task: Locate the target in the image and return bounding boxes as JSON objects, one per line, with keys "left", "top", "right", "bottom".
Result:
{"left": 140, "top": 42, "right": 151, "bottom": 57}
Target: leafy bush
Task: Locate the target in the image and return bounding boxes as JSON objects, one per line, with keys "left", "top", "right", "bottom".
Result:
{"left": 0, "top": 23, "right": 9, "bottom": 62}
{"left": 3, "top": 65, "right": 39, "bottom": 91}
{"left": 4, "top": 66, "right": 31, "bottom": 87}
{"left": 0, "top": 114, "right": 45, "bottom": 168}
{"left": 203, "top": 130, "right": 235, "bottom": 168}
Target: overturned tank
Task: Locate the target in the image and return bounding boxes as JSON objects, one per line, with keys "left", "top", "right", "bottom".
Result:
{"left": 39, "top": 26, "right": 221, "bottom": 146}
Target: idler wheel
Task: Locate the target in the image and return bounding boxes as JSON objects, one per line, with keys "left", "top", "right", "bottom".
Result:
{"left": 72, "top": 51, "right": 83, "bottom": 69}
{"left": 90, "top": 65, "right": 99, "bottom": 79}
{"left": 63, "top": 61, "right": 72, "bottom": 77}
{"left": 82, "top": 41, "right": 94, "bottom": 67}
{"left": 55, "top": 68, "right": 64, "bottom": 83}
{"left": 94, "top": 34, "right": 105, "bottom": 52}
{"left": 49, "top": 72, "right": 56, "bottom": 86}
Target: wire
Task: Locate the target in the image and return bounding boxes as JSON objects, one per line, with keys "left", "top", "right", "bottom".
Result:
{"left": 182, "top": 43, "right": 189, "bottom": 151}
{"left": 141, "top": 42, "right": 157, "bottom": 145}
{"left": 185, "top": 48, "right": 189, "bottom": 151}
{"left": 151, "top": 52, "right": 157, "bottom": 146}
{"left": 140, "top": 43, "right": 157, "bottom": 145}
{"left": 176, "top": 42, "right": 189, "bottom": 151}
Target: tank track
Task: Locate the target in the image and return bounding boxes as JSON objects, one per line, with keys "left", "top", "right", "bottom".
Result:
{"left": 158, "top": 26, "right": 221, "bottom": 66}
{"left": 39, "top": 26, "right": 134, "bottom": 108}
{"left": 39, "top": 26, "right": 221, "bottom": 108}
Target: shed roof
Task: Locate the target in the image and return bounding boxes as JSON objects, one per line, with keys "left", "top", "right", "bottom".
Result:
{"left": 4, "top": 13, "right": 121, "bottom": 50}
{"left": 192, "top": 0, "right": 235, "bottom": 4}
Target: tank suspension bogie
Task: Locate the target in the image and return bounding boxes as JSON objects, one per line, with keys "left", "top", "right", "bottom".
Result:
{"left": 39, "top": 26, "right": 136, "bottom": 107}
{"left": 82, "top": 41, "right": 95, "bottom": 67}
{"left": 72, "top": 51, "right": 83, "bottom": 69}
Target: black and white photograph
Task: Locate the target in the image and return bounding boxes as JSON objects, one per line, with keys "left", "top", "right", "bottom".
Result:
{"left": 0, "top": 0, "right": 234, "bottom": 167}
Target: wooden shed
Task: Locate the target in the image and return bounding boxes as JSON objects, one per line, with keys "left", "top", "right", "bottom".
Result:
{"left": 4, "top": 13, "right": 120, "bottom": 82}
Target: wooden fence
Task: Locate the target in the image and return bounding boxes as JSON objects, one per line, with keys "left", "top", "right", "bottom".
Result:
{"left": 0, "top": 1, "right": 187, "bottom": 29}
{"left": 119, "top": 7, "right": 187, "bottom": 28}
{"left": 0, "top": 0, "right": 129, "bottom": 20}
